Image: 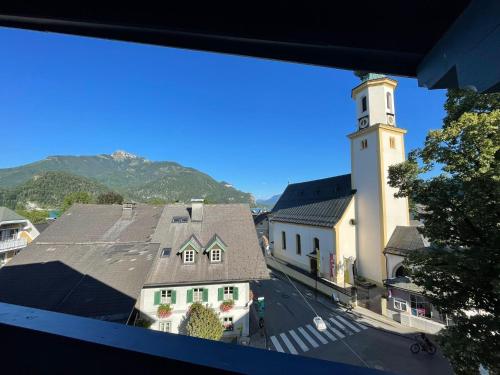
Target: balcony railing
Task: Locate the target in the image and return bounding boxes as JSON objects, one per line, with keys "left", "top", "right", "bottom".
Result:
{"left": 0, "top": 238, "right": 27, "bottom": 253}
{"left": 0, "top": 302, "right": 386, "bottom": 374}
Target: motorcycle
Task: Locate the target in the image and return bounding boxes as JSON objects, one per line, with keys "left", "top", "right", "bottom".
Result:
{"left": 410, "top": 334, "right": 437, "bottom": 355}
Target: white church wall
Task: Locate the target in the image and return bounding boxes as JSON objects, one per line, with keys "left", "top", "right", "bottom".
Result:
{"left": 355, "top": 82, "right": 396, "bottom": 127}
{"left": 386, "top": 253, "right": 406, "bottom": 278}
{"left": 335, "top": 197, "right": 357, "bottom": 284}
{"left": 270, "top": 221, "right": 334, "bottom": 276}
{"left": 351, "top": 129, "right": 384, "bottom": 283}
{"left": 380, "top": 130, "right": 410, "bottom": 243}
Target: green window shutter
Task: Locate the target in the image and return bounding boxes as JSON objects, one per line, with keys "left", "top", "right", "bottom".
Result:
{"left": 218, "top": 287, "right": 223, "bottom": 301}
{"left": 171, "top": 290, "right": 176, "bottom": 304}
{"left": 202, "top": 288, "right": 209, "bottom": 302}
{"left": 154, "top": 291, "right": 161, "bottom": 305}
{"left": 187, "top": 289, "right": 193, "bottom": 303}
{"left": 233, "top": 287, "right": 239, "bottom": 301}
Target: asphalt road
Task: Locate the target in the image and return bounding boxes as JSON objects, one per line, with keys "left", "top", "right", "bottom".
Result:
{"left": 250, "top": 270, "right": 453, "bottom": 375}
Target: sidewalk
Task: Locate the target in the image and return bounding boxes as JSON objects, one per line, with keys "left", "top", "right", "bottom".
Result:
{"left": 248, "top": 303, "right": 268, "bottom": 350}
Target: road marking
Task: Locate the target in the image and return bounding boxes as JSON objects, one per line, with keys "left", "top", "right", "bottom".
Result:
{"left": 270, "top": 335, "right": 285, "bottom": 353}
{"left": 306, "top": 324, "right": 328, "bottom": 344}
{"left": 325, "top": 321, "right": 345, "bottom": 338}
{"left": 280, "top": 333, "right": 298, "bottom": 355}
{"left": 336, "top": 316, "right": 361, "bottom": 333}
{"left": 319, "top": 326, "right": 337, "bottom": 342}
{"left": 289, "top": 330, "right": 309, "bottom": 352}
{"left": 298, "top": 327, "right": 319, "bottom": 348}
{"left": 329, "top": 317, "right": 351, "bottom": 335}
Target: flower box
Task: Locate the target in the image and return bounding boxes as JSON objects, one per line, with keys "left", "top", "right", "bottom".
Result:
{"left": 220, "top": 299, "right": 234, "bottom": 312}
{"left": 157, "top": 304, "right": 172, "bottom": 319}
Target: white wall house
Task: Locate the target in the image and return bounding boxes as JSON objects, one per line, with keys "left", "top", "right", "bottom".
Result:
{"left": 139, "top": 201, "right": 269, "bottom": 340}
{"left": 141, "top": 282, "right": 251, "bottom": 337}
{"left": 0, "top": 207, "right": 40, "bottom": 266}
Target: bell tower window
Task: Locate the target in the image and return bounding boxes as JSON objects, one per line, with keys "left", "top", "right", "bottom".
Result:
{"left": 361, "top": 96, "right": 367, "bottom": 112}
{"left": 386, "top": 92, "right": 392, "bottom": 111}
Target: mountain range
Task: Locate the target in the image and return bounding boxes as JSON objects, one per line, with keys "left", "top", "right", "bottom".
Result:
{"left": 256, "top": 194, "right": 281, "bottom": 209}
{"left": 0, "top": 151, "right": 254, "bottom": 209}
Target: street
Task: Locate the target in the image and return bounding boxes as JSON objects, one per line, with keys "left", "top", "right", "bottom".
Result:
{"left": 251, "top": 270, "right": 453, "bottom": 375}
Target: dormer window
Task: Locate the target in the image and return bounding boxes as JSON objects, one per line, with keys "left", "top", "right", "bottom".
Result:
{"left": 177, "top": 234, "right": 202, "bottom": 264}
{"left": 184, "top": 249, "right": 195, "bottom": 264}
{"left": 204, "top": 234, "right": 227, "bottom": 263}
{"left": 210, "top": 249, "right": 221, "bottom": 263}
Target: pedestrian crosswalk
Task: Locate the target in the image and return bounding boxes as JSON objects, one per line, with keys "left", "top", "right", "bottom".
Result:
{"left": 269, "top": 315, "right": 368, "bottom": 355}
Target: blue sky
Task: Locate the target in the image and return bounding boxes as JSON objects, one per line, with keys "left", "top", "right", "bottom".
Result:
{"left": 0, "top": 27, "right": 447, "bottom": 199}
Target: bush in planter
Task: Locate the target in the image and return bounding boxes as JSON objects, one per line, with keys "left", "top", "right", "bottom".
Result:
{"left": 220, "top": 299, "right": 234, "bottom": 312}
{"left": 157, "top": 304, "right": 172, "bottom": 319}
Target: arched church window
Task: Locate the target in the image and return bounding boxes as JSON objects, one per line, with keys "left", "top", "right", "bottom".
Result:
{"left": 386, "top": 92, "right": 392, "bottom": 111}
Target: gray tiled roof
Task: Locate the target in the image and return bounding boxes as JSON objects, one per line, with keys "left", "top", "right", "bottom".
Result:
{"left": 0, "top": 204, "right": 162, "bottom": 323}
{"left": 146, "top": 204, "right": 269, "bottom": 286}
{"left": 271, "top": 174, "right": 355, "bottom": 228}
{"left": 36, "top": 203, "right": 163, "bottom": 243}
{"left": 384, "top": 226, "right": 429, "bottom": 256}
{"left": 0, "top": 206, "right": 27, "bottom": 223}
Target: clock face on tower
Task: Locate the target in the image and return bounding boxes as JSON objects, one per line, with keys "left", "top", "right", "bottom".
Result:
{"left": 358, "top": 117, "right": 369, "bottom": 130}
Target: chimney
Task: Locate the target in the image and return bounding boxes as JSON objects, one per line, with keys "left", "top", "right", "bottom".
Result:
{"left": 122, "top": 202, "right": 136, "bottom": 219}
{"left": 191, "top": 198, "right": 204, "bottom": 222}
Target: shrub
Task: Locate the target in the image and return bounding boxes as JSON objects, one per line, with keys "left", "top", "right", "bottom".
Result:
{"left": 186, "top": 302, "right": 224, "bottom": 341}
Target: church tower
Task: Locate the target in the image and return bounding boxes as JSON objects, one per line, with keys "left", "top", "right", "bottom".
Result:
{"left": 348, "top": 72, "right": 410, "bottom": 284}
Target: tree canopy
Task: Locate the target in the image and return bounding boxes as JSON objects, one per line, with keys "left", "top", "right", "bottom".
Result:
{"left": 186, "top": 302, "right": 224, "bottom": 341}
{"left": 388, "top": 89, "right": 499, "bottom": 375}
{"left": 61, "top": 191, "right": 93, "bottom": 212}
{"left": 96, "top": 191, "right": 124, "bottom": 205}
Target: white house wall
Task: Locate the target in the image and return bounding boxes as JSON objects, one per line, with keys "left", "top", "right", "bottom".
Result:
{"left": 140, "top": 282, "right": 250, "bottom": 337}
{"left": 270, "top": 221, "right": 334, "bottom": 277}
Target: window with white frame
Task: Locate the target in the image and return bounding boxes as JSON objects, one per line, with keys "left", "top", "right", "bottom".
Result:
{"left": 210, "top": 249, "right": 221, "bottom": 263}
{"left": 183, "top": 249, "right": 195, "bottom": 264}
{"left": 193, "top": 288, "right": 203, "bottom": 303}
{"left": 222, "top": 316, "right": 233, "bottom": 331}
{"left": 158, "top": 321, "right": 172, "bottom": 333}
{"left": 393, "top": 298, "right": 407, "bottom": 312}
{"left": 410, "top": 294, "right": 431, "bottom": 318}
{"left": 224, "top": 286, "right": 234, "bottom": 300}
{"left": 160, "top": 289, "right": 172, "bottom": 304}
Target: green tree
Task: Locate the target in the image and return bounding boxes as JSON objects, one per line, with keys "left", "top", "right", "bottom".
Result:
{"left": 96, "top": 191, "right": 124, "bottom": 205}
{"left": 444, "top": 88, "right": 500, "bottom": 127}
{"left": 15, "top": 209, "right": 49, "bottom": 224}
{"left": 145, "top": 197, "right": 167, "bottom": 205}
{"left": 186, "top": 302, "right": 224, "bottom": 341}
{"left": 388, "top": 91, "right": 499, "bottom": 374}
{"left": 61, "top": 191, "right": 92, "bottom": 212}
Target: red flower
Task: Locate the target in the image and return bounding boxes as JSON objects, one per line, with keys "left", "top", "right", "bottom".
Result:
{"left": 157, "top": 304, "right": 172, "bottom": 318}
{"left": 220, "top": 300, "right": 234, "bottom": 312}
